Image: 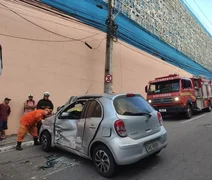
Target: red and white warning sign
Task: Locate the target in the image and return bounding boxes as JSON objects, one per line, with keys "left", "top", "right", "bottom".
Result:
{"left": 105, "top": 74, "right": 112, "bottom": 83}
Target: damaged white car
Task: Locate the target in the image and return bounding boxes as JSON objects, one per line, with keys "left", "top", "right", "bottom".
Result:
{"left": 39, "top": 93, "right": 168, "bottom": 177}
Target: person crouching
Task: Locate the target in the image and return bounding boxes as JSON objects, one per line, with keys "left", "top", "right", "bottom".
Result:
{"left": 16, "top": 108, "right": 50, "bottom": 150}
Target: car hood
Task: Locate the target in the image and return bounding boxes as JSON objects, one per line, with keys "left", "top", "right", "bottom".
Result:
{"left": 43, "top": 115, "right": 55, "bottom": 126}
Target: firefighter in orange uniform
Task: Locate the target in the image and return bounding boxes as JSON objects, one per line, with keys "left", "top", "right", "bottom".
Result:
{"left": 16, "top": 108, "right": 50, "bottom": 150}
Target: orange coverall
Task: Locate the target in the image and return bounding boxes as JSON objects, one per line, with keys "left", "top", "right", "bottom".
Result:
{"left": 17, "top": 109, "right": 45, "bottom": 142}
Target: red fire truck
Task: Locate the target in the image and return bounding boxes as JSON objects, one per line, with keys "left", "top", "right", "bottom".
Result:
{"left": 145, "top": 74, "right": 212, "bottom": 119}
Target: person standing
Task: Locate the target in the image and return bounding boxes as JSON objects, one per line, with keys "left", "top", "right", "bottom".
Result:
{"left": 36, "top": 92, "right": 54, "bottom": 110}
{"left": 24, "top": 94, "right": 36, "bottom": 114}
{"left": 0, "top": 98, "right": 11, "bottom": 140}
{"left": 36, "top": 92, "right": 54, "bottom": 134}
{"left": 16, "top": 108, "right": 50, "bottom": 150}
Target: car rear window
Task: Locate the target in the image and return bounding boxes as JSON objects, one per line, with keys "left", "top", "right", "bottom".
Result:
{"left": 114, "top": 95, "right": 153, "bottom": 115}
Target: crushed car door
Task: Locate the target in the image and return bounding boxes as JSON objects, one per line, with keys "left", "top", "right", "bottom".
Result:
{"left": 54, "top": 100, "right": 86, "bottom": 150}
{"left": 83, "top": 100, "right": 103, "bottom": 154}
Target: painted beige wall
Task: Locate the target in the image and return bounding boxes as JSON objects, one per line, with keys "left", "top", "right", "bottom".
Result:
{"left": 0, "top": 0, "right": 191, "bottom": 135}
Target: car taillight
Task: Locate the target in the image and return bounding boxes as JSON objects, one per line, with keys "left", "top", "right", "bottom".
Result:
{"left": 157, "top": 112, "right": 163, "bottom": 126}
{"left": 114, "top": 120, "right": 127, "bottom": 137}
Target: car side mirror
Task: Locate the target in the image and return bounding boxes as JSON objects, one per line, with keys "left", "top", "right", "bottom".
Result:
{"left": 59, "top": 112, "right": 69, "bottom": 119}
{"left": 145, "top": 85, "right": 148, "bottom": 93}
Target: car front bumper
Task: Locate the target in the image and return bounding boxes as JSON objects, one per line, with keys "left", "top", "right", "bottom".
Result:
{"left": 107, "top": 126, "right": 168, "bottom": 165}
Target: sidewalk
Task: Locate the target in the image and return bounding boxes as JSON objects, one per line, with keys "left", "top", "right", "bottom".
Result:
{"left": 0, "top": 134, "right": 34, "bottom": 153}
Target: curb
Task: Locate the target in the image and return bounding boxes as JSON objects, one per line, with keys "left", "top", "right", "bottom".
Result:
{"left": 0, "top": 141, "right": 34, "bottom": 153}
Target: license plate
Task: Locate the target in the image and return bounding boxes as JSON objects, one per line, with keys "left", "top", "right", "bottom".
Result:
{"left": 145, "top": 142, "right": 158, "bottom": 153}
{"left": 159, "top": 109, "right": 166, "bottom": 112}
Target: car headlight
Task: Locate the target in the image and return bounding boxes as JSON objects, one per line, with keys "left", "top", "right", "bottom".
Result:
{"left": 174, "top": 97, "right": 180, "bottom": 101}
{"left": 148, "top": 99, "right": 152, "bottom": 103}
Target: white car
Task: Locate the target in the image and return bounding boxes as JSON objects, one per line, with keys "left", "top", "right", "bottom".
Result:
{"left": 40, "top": 93, "right": 168, "bottom": 177}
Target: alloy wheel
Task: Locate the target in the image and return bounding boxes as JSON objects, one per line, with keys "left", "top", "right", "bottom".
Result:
{"left": 41, "top": 134, "right": 47, "bottom": 150}
{"left": 95, "top": 150, "right": 110, "bottom": 173}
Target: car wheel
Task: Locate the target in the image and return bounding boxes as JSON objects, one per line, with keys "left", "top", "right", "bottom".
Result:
{"left": 92, "top": 145, "right": 117, "bottom": 178}
{"left": 185, "top": 105, "right": 192, "bottom": 119}
{"left": 40, "top": 131, "right": 52, "bottom": 152}
{"left": 206, "top": 101, "right": 212, "bottom": 112}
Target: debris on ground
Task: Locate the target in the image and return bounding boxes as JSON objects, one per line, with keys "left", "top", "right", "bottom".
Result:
{"left": 38, "top": 154, "right": 80, "bottom": 170}
{"left": 203, "top": 124, "right": 212, "bottom": 128}
{"left": 38, "top": 155, "right": 60, "bottom": 170}
{"left": 20, "top": 160, "right": 30, "bottom": 164}
{"left": 0, "top": 161, "right": 11, "bottom": 165}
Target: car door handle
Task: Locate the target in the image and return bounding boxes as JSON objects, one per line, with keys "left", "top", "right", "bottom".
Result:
{"left": 89, "top": 125, "right": 96, "bottom": 129}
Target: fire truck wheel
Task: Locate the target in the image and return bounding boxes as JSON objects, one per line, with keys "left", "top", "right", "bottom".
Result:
{"left": 185, "top": 105, "right": 192, "bottom": 119}
{"left": 206, "top": 101, "right": 212, "bottom": 112}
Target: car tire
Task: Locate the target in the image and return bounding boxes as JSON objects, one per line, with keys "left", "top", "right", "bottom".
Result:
{"left": 40, "top": 131, "right": 52, "bottom": 152}
{"left": 206, "top": 101, "right": 212, "bottom": 112}
{"left": 185, "top": 105, "right": 192, "bottom": 119}
{"left": 92, "top": 145, "right": 117, "bottom": 178}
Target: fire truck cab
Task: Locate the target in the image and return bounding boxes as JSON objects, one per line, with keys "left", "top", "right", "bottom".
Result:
{"left": 145, "top": 74, "right": 212, "bottom": 119}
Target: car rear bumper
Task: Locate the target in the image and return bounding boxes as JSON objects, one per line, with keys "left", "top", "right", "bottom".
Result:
{"left": 107, "top": 126, "right": 168, "bottom": 165}
{"left": 153, "top": 106, "right": 186, "bottom": 113}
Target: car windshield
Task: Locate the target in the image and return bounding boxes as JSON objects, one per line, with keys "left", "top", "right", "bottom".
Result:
{"left": 114, "top": 95, "right": 153, "bottom": 116}
{"left": 148, "top": 80, "right": 180, "bottom": 95}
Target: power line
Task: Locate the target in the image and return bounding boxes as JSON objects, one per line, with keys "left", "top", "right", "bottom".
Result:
{"left": 183, "top": 0, "right": 212, "bottom": 35}
{"left": 0, "top": 4, "right": 99, "bottom": 34}
{"left": 0, "top": 1, "right": 101, "bottom": 42}
{"left": 0, "top": 32, "right": 106, "bottom": 50}
{"left": 93, "top": 37, "right": 106, "bottom": 49}
{"left": 192, "top": 0, "right": 212, "bottom": 28}
{"left": 118, "top": 40, "right": 210, "bottom": 75}
{"left": 0, "top": 32, "right": 72, "bottom": 42}
{"left": 12, "top": 0, "right": 106, "bottom": 31}
{"left": 2, "top": 0, "right": 210, "bottom": 75}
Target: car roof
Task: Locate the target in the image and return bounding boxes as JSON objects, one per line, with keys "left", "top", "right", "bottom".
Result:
{"left": 76, "top": 93, "right": 140, "bottom": 100}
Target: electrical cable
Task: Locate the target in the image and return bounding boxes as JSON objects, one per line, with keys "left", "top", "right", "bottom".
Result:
{"left": 115, "top": 13, "right": 212, "bottom": 74}
{"left": 2, "top": 0, "right": 212, "bottom": 76}
{"left": 118, "top": 34, "right": 211, "bottom": 75}
{"left": 58, "top": 0, "right": 212, "bottom": 76}
{"left": 92, "top": 37, "right": 106, "bottom": 49}
{"left": 0, "top": 1, "right": 102, "bottom": 42}
{"left": 0, "top": 32, "right": 73, "bottom": 42}
{"left": 192, "top": 0, "right": 212, "bottom": 28}
{"left": 16, "top": 0, "right": 105, "bottom": 32}
{"left": 0, "top": 32, "right": 106, "bottom": 50}
{"left": 183, "top": 0, "right": 212, "bottom": 34}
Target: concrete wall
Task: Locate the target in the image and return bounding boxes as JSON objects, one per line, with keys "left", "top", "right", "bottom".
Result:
{"left": 0, "top": 0, "right": 192, "bottom": 135}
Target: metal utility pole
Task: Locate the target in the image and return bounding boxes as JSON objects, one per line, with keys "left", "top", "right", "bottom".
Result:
{"left": 104, "top": 0, "right": 114, "bottom": 93}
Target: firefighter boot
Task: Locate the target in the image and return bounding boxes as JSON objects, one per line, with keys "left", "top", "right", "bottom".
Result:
{"left": 16, "top": 142, "right": 23, "bottom": 150}
{"left": 33, "top": 137, "right": 40, "bottom": 145}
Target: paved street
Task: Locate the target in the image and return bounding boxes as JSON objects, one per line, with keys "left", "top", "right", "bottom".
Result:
{"left": 1, "top": 112, "right": 212, "bottom": 180}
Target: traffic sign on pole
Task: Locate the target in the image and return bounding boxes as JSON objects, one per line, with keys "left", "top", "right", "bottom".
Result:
{"left": 105, "top": 74, "right": 112, "bottom": 83}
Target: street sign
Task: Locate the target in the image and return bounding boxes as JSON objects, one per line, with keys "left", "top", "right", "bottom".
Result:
{"left": 105, "top": 74, "right": 112, "bottom": 83}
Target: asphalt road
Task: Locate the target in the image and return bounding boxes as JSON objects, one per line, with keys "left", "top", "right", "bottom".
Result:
{"left": 1, "top": 112, "right": 212, "bottom": 180}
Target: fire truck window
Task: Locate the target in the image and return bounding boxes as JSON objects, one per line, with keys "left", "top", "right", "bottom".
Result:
{"left": 186, "top": 80, "right": 192, "bottom": 88}
{"left": 148, "top": 80, "right": 179, "bottom": 94}
{"left": 194, "top": 80, "right": 198, "bottom": 88}
{"left": 182, "top": 80, "right": 186, "bottom": 89}
{"left": 182, "top": 80, "right": 192, "bottom": 89}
